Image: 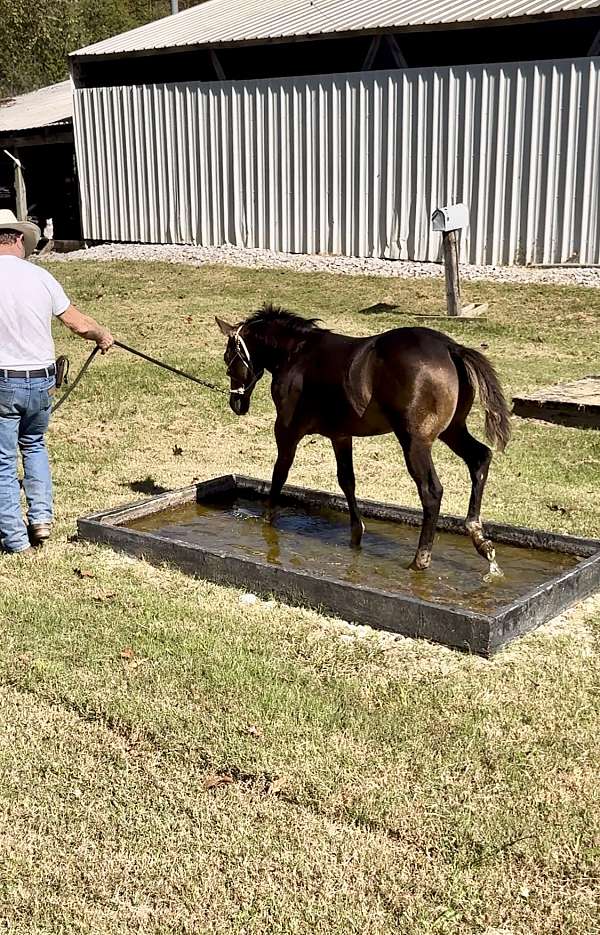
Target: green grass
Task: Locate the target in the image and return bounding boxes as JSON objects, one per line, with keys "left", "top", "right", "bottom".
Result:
{"left": 0, "top": 261, "right": 599, "bottom": 934}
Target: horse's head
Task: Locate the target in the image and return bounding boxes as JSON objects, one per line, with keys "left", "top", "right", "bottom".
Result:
{"left": 215, "top": 317, "right": 264, "bottom": 415}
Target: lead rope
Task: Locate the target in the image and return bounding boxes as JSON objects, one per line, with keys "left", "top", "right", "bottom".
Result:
{"left": 51, "top": 346, "right": 99, "bottom": 414}
{"left": 51, "top": 339, "right": 228, "bottom": 414}
{"left": 113, "top": 340, "right": 227, "bottom": 394}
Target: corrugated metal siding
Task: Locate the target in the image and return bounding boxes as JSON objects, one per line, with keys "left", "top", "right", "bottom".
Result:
{"left": 72, "top": 0, "right": 600, "bottom": 58}
{"left": 73, "top": 58, "right": 600, "bottom": 264}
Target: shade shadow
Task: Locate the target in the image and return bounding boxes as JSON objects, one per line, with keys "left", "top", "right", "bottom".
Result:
{"left": 122, "top": 476, "right": 169, "bottom": 496}
{"left": 357, "top": 302, "right": 400, "bottom": 316}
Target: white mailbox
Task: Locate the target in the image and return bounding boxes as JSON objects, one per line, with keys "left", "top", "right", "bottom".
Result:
{"left": 431, "top": 203, "right": 469, "bottom": 232}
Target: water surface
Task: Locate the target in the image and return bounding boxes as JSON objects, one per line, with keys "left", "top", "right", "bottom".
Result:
{"left": 127, "top": 493, "right": 579, "bottom": 615}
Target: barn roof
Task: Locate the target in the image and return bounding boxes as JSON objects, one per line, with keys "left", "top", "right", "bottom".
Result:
{"left": 71, "top": 0, "right": 600, "bottom": 59}
{"left": 0, "top": 81, "right": 72, "bottom": 133}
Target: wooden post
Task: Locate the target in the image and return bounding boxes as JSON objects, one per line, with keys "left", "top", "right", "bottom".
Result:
{"left": 3, "top": 150, "right": 27, "bottom": 220}
{"left": 441, "top": 228, "right": 461, "bottom": 317}
{"left": 14, "top": 158, "right": 27, "bottom": 221}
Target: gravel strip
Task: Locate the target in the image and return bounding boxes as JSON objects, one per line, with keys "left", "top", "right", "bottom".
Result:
{"left": 46, "top": 242, "right": 600, "bottom": 288}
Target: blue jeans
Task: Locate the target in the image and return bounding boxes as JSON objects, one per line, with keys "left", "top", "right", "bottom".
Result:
{"left": 0, "top": 375, "right": 55, "bottom": 553}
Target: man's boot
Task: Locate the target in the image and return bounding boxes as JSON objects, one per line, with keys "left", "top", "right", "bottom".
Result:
{"left": 29, "top": 523, "right": 51, "bottom": 546}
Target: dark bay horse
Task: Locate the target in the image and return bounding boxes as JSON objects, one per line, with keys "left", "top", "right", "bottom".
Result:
{"left": 216, "top": 305, "right": 511, "bottom": 576}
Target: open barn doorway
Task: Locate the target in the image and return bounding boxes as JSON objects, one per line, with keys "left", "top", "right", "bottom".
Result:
{"left": 1, "top": 142, "right": 82, "bottom": 243}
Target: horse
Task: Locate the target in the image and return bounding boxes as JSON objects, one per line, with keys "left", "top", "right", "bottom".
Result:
{"left": 216, "top": 305, "right": 511, "bottom": 576}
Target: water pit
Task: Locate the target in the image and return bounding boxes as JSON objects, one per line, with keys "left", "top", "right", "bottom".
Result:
{"left": 78, "top": 475, "right": 600, "bottom": 656}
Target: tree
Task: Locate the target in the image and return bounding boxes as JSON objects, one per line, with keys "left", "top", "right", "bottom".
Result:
{"left": 0, "top": 0, "right": 202, "bottom": 98}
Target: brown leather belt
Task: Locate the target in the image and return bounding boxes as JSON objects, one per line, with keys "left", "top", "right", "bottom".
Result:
{"left": 0, "top": 365, "right": 56, "bottom": 379}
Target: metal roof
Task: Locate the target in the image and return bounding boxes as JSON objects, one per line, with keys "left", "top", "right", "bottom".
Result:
{"left": 0, "top": 81, "right": 72, "bottom": 133}
{"left": 72, "top": 0, "right": 600, "bottom": 59}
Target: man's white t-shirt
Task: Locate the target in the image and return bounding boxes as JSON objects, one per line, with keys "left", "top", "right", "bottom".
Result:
{"left": 0, "top": 256, "right": 70, "bottom": 368}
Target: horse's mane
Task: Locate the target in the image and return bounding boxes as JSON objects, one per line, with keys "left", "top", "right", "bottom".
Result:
{"left": 246, "top": 304, "right": 322, "bottom": 338}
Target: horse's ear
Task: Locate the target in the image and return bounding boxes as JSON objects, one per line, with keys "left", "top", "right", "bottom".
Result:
{"left": 215, "top": 317, "right": 235, "bottom": 336}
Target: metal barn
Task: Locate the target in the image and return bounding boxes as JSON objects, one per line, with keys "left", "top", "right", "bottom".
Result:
{"left": 70, "top": 0, "right": 600, "bottom": 265}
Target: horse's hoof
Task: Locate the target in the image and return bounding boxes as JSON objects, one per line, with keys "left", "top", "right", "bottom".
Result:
{"left": 409, "top": 550, "right": 431, "bottom": 572}
{"left": 350, "top": 521, "right": 365, "bottom": 548}
{"left": 483, "top": 559, "right": 504, "bottom": 582}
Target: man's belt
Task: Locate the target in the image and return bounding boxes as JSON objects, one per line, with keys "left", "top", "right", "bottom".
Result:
{"left": 0, "top": 365, "right": 56, "bottom": 379}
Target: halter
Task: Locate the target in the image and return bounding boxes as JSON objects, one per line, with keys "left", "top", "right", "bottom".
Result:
{"left": 228, "top": 326, "right": 264, "bottom": 397}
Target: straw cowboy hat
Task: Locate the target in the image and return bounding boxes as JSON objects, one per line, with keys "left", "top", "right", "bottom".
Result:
{"left": 0, "top": 209, "right": 40, "bottom": 257}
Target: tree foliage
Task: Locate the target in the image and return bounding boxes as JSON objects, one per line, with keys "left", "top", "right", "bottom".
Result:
{"left": 0, "top": 0, "right": 201, "bottom": 97}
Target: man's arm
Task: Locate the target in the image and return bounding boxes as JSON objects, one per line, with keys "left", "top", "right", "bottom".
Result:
{"left": 58, "top": 305, "right": 114, "bottom": 353}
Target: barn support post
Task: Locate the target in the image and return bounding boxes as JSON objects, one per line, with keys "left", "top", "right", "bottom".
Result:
{"left": 210, "top": 50, "right": 226, "bottom": 80}
{"left": 588, "top": 29, "right": 600, "bottom": 55}
{"left": 14, "top": 159, "right": 27, "bottom": 221}
{"left": 362, "top": 36, "right": 381, "bottom": 70}
{"left": 2, "top": 149, "right": 27, "bottom": 220}
{"left": 386, "top": 35, "right": 408, "bottom": 68}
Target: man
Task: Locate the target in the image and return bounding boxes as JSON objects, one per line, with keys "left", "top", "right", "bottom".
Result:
{"left": 0, "top": 209, "right": 114, "bottom": 555}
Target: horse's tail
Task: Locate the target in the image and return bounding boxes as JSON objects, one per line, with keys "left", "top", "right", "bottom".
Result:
{"left": 451, "top": 345, "right": 511, "bottom": 452}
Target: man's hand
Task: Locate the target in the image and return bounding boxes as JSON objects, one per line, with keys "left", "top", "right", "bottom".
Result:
{"left": 96, "top": 327, "right": 114, "bottom": 354}
{"left": 59, "top": 305, "right": 114, "bottom": 353}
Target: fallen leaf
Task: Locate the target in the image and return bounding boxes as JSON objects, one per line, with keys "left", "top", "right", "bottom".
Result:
{"left": 266, "top": 777, "right": 287, "bottom": 795}
{"left": 202, "top": 773, "right": 235, "bottom": 790}
{"left": 172, "top": 445, "right": 183, "bottom": 456}
{"left": 74, "top": 568, "right": 95, "bottom": 579}
{"left": 547, "top": 503, "right": 569, "bottom": 515}
{"left": 92, "top": 591, "right": 116, "bottom": 603}
{"left": 120, "top": 647, "right": 135, "bottom": 660}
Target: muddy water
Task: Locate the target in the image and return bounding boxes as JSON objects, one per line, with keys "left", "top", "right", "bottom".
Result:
{"left": 127, "top": 493, "right": 579, "bottom": 614}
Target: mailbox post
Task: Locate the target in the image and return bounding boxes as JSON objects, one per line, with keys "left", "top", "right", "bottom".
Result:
{"left": 431, "top": 203, "right": 469, "bottom": 318}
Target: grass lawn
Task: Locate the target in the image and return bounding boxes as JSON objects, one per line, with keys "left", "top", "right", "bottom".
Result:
{"left": 0, "top": 261, "right": 599, "bottom": 934}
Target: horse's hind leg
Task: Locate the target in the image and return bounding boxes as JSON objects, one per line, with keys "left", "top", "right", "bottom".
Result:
{"left": 331, "top": 436, "right": 365, "bottom": 547}
{"left": 440, "top": 422, "right": 502, "bottom": 577}
{"left": 398, "top": 434, "right": 443, "bottom": 571}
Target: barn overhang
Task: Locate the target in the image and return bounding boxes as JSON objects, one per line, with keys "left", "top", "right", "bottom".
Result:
{"left": 69, "top": 4, "right": 600, "bottom": 89}
{"left": 70, "top": 0, "right": 600, "bottom": 63}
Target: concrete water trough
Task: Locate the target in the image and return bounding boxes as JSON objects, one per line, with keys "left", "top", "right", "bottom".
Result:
{"left": 77, "top": 475, "right": 600, "bottom": 657}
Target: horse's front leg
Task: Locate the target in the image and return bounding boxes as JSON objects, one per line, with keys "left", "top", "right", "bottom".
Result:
{"left": 267, "top": 419, "right": 302, "bottom": 514}
{"left": 331, "top": 436, "right": 365, "bottom": 547}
